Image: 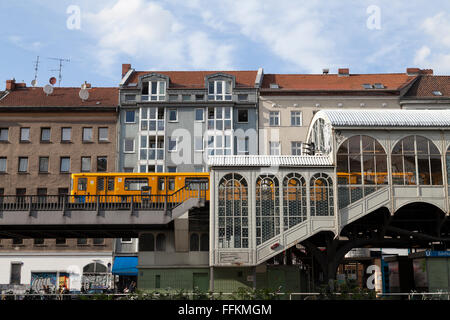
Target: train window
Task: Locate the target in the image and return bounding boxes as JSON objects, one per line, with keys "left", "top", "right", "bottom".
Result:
{"left": 185, "top": 178, "right": 209, "bottom": 190}
{"left": 169, "top": 178, "right": 175, "bottom": 191}
{"left": 78, "top": 178, "right": 87, "bottom": 191}
{"left": 158, "top": 178, "right": 165, "bottom": 191}
{"left": 125, "top": 178, "right": 148, "bottom": 191}
{"left": 107, "top": 178, "right": 115, "bottom": 191}
{"left": 97, "top": 177, "right": 105, "bottom": 191}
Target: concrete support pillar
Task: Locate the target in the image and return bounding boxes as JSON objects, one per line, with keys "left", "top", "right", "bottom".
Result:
{"left": 210, "top": 266, "right": 214, "bottom": 292}
{"left": 174, "top": 211, "right": 189, "bottom": 252}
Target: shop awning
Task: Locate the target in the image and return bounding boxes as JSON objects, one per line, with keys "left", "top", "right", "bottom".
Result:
{"left": 112, "top": 257, "right": 138, "bottom": 276}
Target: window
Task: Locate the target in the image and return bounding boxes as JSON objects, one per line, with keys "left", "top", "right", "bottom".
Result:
{"left": 81, "top": 157, "right": 91, "bottom": 172}
{"left": 141, "top": 81, "right": 166, "bottom": 101}
{"left": 291, "top": 111, "right": 302, "bottom": 126}
{"left": 34, "top": 238, "right": 44, "bottom": 245}
{"left": 56, "top": 238, "right": 66, "bottom": 245}
{"left": 169, "top": 94, "right": 178, "bottom": 101}
{"left": 77, "top": 238, "right": 88, "bottom": 245}
{"left": 155, "top": 275, "right": 161, "bottom": 289}
{"left": 362, "top": 84, "right": 373, "bottom": 89}
{"left": 194, "top": 166, "right": 204, "bottom": 172}
{"left": 200, "top": 234, "right": 209, "bottom": 251}
{"left": 167, "top": 166, "right": 177, "bottom": 173}
{"left": 190, "top": 233, "right": 199, "bottom": 251}
{"left": 139, "top": 233, "right": 154, "bottom": 251}
{"left": 256, "top": 174, "right": 280, "bottom": 245}
{"left": 37, "top": 188, "right": 47, "bottom": 203}
{"left": 125, "top": 110, "right": 136, "bottom": 123}
{"left": 218, "top": 173, "right": 248, "bottom": 248}
{"left": 391, "top": 135, "right": 442, "bottom": 186}
{"left": 98, "top": 127, "right": 108, "bottom": 142}
{"left": 182, "top": 94, "right": 191, "bottom": 101}
{"left": 10, "top": 263, "right": 22, "bottom": 285}
{"left": 237, "top": 109, "right": 248, "bottom": 123}
{"left": 125, "top": 94, "right": 136, "bottom": 101}
{"left": 12, "top": 238, "right": 23, "bottom": 245}
{"left": 156, "top": 233, "right": 166, "bottom": 251}
{"left": 283, "top": 173, "right": 307, "bottom": 229}
{"left": 61, "top": 127, "right": 71, "bottom": 142}
{"left": 168, "top": 109, "right": 177, "bottom": 122}
{"left": 374, "top": 83, "right": 384, "bottom": 89}
{"left": 0, "top": 128, "right": 8, "bottom": 142}
{"left": 291, "top": 142, "right": 302, "bottom": 155}
{"left": 97, "top": 156, "right": 107, "bottom": 172}
{"left": 60, "top": 157, "right": 70, "bottom": 173}
{"left": 195, "top": 108, "right": 204, "bottom": 122}
{"left": 20, "top": 128, "right": 30, "bottom": 142}
{"left": 236, "top": 137, "right": 249, "bottom": 155}
{"left": 40, "top": 128, "right": 50, "bottom": 142}
{"left": 238, "top": 94, "right": 248, "bottom": 101}
{"left": 337, "top": 135, "right": 388, "bottom": 208}
{"left": 195, "top": 94, "right": 204, "bottom": 101}
{"left": 93, "top": 238, "right": 105, "bottom": 245}
{"left": 168, "top": 137, "right": 177, "bottom": 152}
{"left": 270, "top": 141, "right": 280, "bottom": 155}
{"left": 195, "top": 137, "right": 204, "bottom": 151}
{"left": 433, "top": 91, "right": 443, "bottom": 96}
{"left": 310, "top": 173, "right": 334, "bottom": 216}
{"left": 39, "top": 157, "right": 49, "bottom": 173}
{"left": 18, "top": 157, "right": 28, "bottom": 172}
{"left": 121, "top": 238, "right": 132, "bottom": 243}
{"left": 269, "top": 111, "right": 280, "bottom": 126}
{"left": 123, "top": 167, "right": 134, "bottom": 173}
{"left": 82, "top": 127, "right": 93, "bottom": 142}
{"left": 124, "top": 139, "right": 135, "bottom": 153}
{"left": 124, "top": 178, "right": 148, "bottom": 191}
{"left": 208, "top": 80, "right": 232, "bottom": 101}
{"left": 168, "top": 178, "right": 175, "bottom": 190}
{"left": 0, "top": 157, "right": 6, "bottom": 173}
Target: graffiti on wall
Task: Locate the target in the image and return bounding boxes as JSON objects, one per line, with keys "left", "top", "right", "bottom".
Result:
{"left": 31, "top": 272, "right": 57, "bottom": 291}
{"left": 81, "top": 273, "right": 111, "bottom": 289}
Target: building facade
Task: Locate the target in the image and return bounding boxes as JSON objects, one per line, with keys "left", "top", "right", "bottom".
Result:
{"left": 258, "top": 68, "right": 425, "bottom": 156}
{"left": 118, "top": 64, "right": 262, "bottom": 173}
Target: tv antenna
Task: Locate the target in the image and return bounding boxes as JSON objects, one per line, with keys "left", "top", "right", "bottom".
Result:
{"left": 48, "top": 57, "right": 70, "bottom": 87}
{"left": 31, "top": 56, "right": 40, "bottom": 87}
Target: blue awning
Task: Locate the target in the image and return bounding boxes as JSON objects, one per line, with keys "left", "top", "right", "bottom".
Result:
{"left": 112, "top": 257, "right": 138, "bottom": 276}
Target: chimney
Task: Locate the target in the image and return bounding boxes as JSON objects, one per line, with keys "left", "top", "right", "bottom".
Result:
{"left": 322, "top": 68, "right": 329, "bottom": 75}
{"left": 406, "top": 68, "right": 420, "bottom": 76}
{"left": 338, "top": 68, "right": 349, "bottom": 76}
{"left": 420, "top": 69, "right": 433, "bottom": 75}
{"left": 6, "top": 79, "right": 16, "bottom": 91}
{"left": 122, "top": 64, "right": 132, "bottom": 77}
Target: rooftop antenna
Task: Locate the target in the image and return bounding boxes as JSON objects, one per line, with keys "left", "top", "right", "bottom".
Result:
{"left": 31, "top": 56, "right": 40, "bottom": 87}
{"left": 48, "top": 57, "right": 70, "bottom": 87}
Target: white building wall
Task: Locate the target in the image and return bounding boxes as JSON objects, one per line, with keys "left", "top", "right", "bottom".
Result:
{"left": 0, "top": 253, "right": 112, "bottom": 292}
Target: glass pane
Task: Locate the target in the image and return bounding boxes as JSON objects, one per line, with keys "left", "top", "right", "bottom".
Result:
{"left": 337, "top": 140, "right": 348, "bottom": 154}
{"left": 348, "top": 136, "right": 360, "bottom": 154}
{"left": 361, "top": 136, "right": 374, "bottom": 153}
{"left": 151, "top": 82, "right": 157, "bottom": 95}
{"left": 416, "top": 136, "right": 429, "bottom": 154}
{"left": 404, "top": 155, "right": 416, "bottom": 185}
{"left": 376, "top": 155, "right": 388, "bottom": 184}
{"left": 349, "top": 154, "right": 362, "bottom": 184}
{"left": 141, "top": 108, "right": 148, "bottom": 119}
{"left": 363, "top": 155, "right": 375, "bottom": 185}
{"left": 391, "top": 155, "right": 404, "bottom": 185}
{"left": 402, "top": 136, "right": 415, "bottom": 154}
{"left": 417, "top": 155, "right": 431, "bottom": 185}
{"left": 430, "top": 155, "right": 442, "bottom": 185}
{"left": 337, "top": 155, "right": 349, "bottom": 184}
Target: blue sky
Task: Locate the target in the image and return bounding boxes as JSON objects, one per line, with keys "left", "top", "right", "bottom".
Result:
{"left": 1, "top": 0, "right": 449, "bottom": 88}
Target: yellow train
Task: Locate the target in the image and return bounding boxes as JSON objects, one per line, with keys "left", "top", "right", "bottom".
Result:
{"left": 70, "top": 172, "right": 210, "bottom": 202}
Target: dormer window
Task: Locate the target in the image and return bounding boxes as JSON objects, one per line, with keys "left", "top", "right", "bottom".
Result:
{"left": 362, "top": 84, "right": 373, "bottom": 89}
{"left": 208, "top": 80, "right": 232, "bottom": 101}
{"left": 374, "top": 83, "right": 384, "bottom": 89}
{"left": 142, "top": 81, "right": 166, "bottom": 101}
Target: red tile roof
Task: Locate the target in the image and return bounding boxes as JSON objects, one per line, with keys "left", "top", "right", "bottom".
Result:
{"left": 404, "top": 75, "right": 450, "bottom": 98}
{"left": 0, "top": 87, "right": 118, "bottom": 107}
{"left": 261, "top": 73, "right": 417, "bottom": 92}
{"left": 125, "top": 70, "right": 258, "bottom": 89}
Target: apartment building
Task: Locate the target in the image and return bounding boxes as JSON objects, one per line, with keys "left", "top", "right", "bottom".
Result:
{"left": 258, "top": 68, "right": 427, "bottom": 155}
{"left": 401, "top": 73, "right": 450, "bottom": 109}
{"left": 0, "top": 80, "right": 118, "bottom": 293}
{"left": 0, "top": 80, "right": 118, "bottom": 195}
{"left": 118, "top": 64, "right": 262, "bottom": 173}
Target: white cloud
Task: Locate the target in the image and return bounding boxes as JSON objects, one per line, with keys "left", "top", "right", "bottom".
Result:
{"left": 83, "top": 0, "right": 235, "bottom": 74}
{"left": 8, "top": 35, "right": 42, "bottom": 52}
{"left": 191, "top": 0, "right": 334, "bottom": 73}
{"left": 415, "top": 12, "right": 450, "bottom": 73}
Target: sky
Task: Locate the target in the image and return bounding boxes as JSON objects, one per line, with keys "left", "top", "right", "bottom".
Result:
{"left": 0, "top": 0, "right": 449, "bottom": 88}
